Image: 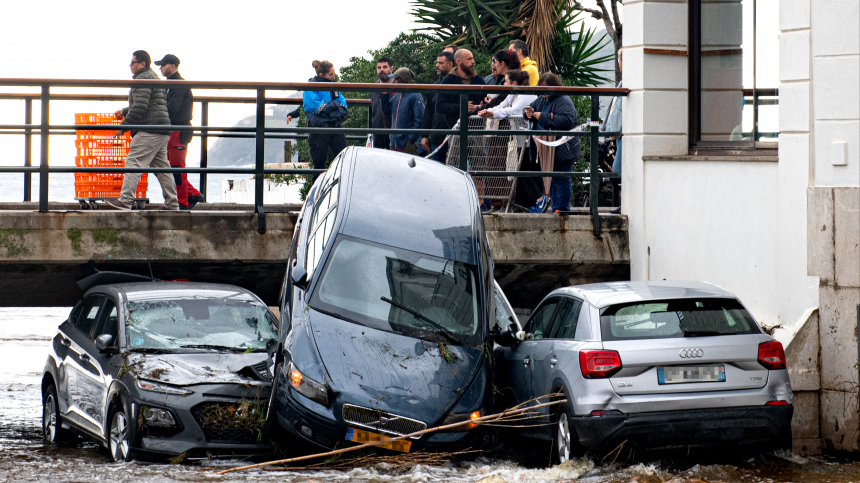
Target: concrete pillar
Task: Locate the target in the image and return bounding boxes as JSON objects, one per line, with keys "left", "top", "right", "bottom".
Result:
{"left": 622, "top": 0, "right": 689, "bottom": 281}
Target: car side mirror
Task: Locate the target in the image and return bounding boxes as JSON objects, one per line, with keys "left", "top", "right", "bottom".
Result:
{"left": 291, "top": 265, "right": 308, "bottom": 291}
{"left": 493, "top": 323, "right": 524, "bottom": 347}
{"left": 95, "top": 334, "right": 116, "bottom": 353}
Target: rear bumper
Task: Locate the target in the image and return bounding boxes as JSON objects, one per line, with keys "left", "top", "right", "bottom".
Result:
{"left": 571, "top": 405, "right": 793, "bottom": 452}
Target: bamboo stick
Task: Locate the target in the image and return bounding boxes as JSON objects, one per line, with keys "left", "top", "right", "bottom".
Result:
{"left": 216, "top": 396, "right": 566, "bottom": 475}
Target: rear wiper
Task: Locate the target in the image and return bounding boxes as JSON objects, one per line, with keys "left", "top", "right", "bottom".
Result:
{"left": 683, "top": 330, "right": 722, "bottom": 337}
{"left": 179, "top": 344, "right": 248, "bottom": 352}
{"left": 380, "top": 296, "right": 459, "bottom": 344}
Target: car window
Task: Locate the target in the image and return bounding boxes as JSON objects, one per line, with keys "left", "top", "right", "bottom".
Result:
{"left": 92, "top": 299, "right": 119, "bottom": 343}
{"left": 74, "top": 295, "right": 105, "bottom": 338}
{"left": 493, "top": 286, "right": 517, "bottom": 331}
{"left": 600, "top": 298, "right": 762, "bottom": 341}
{"left": 125, "top": 289, "right": 278, "bottom": 351}
{"left": 306, "top": 206, "right": 337, "bottom": 276}
{"left": 549, "top": 298, "right": 583, "bottom": 339}
{"left": 525, "top": 298, "right": 559, "bottom": 340}
{"left": 310, "top": 235, "right": 482, "bottom": 346}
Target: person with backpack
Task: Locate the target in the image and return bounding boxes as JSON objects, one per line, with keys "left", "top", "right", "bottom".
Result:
{"left": 287, "top": 60, "right": 348, "bottom": 180}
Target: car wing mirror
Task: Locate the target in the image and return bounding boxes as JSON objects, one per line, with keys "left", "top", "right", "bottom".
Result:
{"left": 95, "top": 334, "right": 116, "bottom": 353}
{"left": 291, "top": 265, "right": 309, "bottom": 291}
{"left": 493, "top": 323, "right": 524, "bottom": 347}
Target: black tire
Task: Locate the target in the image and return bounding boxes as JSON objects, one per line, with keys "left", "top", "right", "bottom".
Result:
{"left": 42, "top": 382, "right": 73, "bottom": 444}
{"left": 551, "top": 394, "right": 582, "bottom": 464}
{"left": 107, "top": 401, "right": 133, "bottom": 462}
{"left": 263, "top": 362, "right": 285, "bottom": 439}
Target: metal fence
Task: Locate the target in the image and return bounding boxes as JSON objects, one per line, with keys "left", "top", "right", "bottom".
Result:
{"left": 0, "top": 78, "right": 626, "bottom": 235}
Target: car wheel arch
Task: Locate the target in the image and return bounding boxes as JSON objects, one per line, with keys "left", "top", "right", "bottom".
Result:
{"left": 549, "top": 375, "right": 576, "bottom": 416}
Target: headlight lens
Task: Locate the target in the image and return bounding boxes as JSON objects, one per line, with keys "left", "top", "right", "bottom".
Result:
{"left": 288, "top": 361, "right": 330, "bottom": 407}
{"left": 136, "top": 378, "right": 193, "bottom": 396}
{"left": 141, "top": 406, "right": 177, "bottom": 427}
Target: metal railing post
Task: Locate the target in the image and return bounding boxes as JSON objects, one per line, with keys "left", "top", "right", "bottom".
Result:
{"left": 199, "top": 100, "right": 208, "bottom": 199}
{"left": 24, "top": 99, "right": 32, "bottom": 202}
{"left": 38, "top": 86, "right": 49, "bottom": 213}
{"left": 590, "top": 94, "right": 601, "bottom": 236}
{"left": 459, "top": 94, "right": 468, "bottom": 171}
{"left": 254, "top": 89, "right": 266, "bottom": 234}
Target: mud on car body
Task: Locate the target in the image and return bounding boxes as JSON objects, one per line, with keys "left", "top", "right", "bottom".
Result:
{"left": 41, "top": 280, "right": 279, "bottom": 462}
{"left": 494, "top": 281, "right": 793, "bottom": 462}
{"left": 268, "top": 146, "right": 499, "bottom": 452}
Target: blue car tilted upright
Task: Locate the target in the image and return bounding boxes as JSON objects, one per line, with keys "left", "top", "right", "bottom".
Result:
{"left": 265, "top": 146, "right": 498, "bottom": 452}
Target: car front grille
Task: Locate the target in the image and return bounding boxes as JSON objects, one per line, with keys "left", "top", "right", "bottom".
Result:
{"left": 341, "top": 404, "right": 427, "bottom": 439}
{"left": 190, "top": 402, "right": 263, "bottom": 445}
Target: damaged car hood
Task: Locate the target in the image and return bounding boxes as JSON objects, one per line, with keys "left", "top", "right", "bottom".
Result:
{"left": 308, "top": 310, "right": 484, "bottom": 425}
{"left": 126, "top": 352, "right": 270, "bottom": 386}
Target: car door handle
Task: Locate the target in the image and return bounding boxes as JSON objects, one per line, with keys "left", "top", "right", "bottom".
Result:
{"left": 550, "top": 357, "right": 558, "bottom": 365}
{"left": 60, "top": 338, "right": 71, "bottom": 347}
{"left": 80, "top": 354, "right": 90, "bottom": 363}
{"left": 523, "top": 356, "right": 530, "bottom": 365}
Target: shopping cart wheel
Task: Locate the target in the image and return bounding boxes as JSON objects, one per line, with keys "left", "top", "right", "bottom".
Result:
{"left": 79, "top": 201, "right": 89, "bottom": 210}
{"left": 136, "top": 201, "right": 147, "bottom": 210}
{"left": 89, "top": 201, "right": 99, "bottom": 210}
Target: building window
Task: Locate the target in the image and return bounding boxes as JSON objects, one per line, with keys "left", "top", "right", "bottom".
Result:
{"left": 690, "top": 0, "right": 779, "bottom": 148}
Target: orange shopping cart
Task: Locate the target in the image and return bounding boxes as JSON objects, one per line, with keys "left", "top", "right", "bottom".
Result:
{"left": 74, "top": 113, "right": 149, "bottom": 209}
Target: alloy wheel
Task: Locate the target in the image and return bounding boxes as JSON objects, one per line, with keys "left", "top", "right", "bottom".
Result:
{"left": 557, "top": 412, "right": 571, "bottom": 463}
{"left": 109, "top": 410, "right": 130, "bottom": 462}
{"left": 43, "top": 393, "right": 57, "bottom": 442}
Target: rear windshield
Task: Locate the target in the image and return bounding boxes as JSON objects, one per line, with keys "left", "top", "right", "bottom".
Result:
{"left": 600, "top": 298, "right": 761, "bottom": 341}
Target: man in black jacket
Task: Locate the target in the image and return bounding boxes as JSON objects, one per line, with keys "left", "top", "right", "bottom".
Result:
{"left": 370, "top": 57, "right": 393, "bottom": 150}
{"left": 156, "top": 54, "right": 202, "bottom": 210}
{"left": 420, "top": 51, "right": 454, "bottom": 162}
{"left": 434, "top": 49, "right": 484, "bottom": 164}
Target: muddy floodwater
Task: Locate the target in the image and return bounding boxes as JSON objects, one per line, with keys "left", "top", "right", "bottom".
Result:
{"left": 3, "top": 307, "right": 860, "bottom": 483}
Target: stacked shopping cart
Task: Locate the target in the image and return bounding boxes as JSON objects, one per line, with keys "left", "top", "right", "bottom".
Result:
{"left": 74, "top": 113, "right": 148, "bottom": 209}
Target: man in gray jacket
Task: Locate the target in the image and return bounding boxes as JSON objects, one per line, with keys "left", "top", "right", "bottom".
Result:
{"left": 109, "top": 50, "right": 178, "bottom": 211}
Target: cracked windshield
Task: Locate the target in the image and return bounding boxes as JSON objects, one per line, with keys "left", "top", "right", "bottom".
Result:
{"left": 126, "top": 290, "right": 277, "bottom": 351}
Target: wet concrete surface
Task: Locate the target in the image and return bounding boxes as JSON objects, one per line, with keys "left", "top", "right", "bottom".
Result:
{"left": 3, "top": 307, "right": 860, "bottom": 482}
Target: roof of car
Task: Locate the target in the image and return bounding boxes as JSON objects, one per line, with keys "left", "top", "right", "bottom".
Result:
{"left": 551, "top": 281, "right": 738, "bottom": 308}
{"left": 86, "top": 281, "right": 260, "bottom": 299}
{"left": 339, "top": 147, "right": 482, "bottom": 264}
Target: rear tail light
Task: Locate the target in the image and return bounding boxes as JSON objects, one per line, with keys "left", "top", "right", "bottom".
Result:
{"left": 766, "top": 400, "right": 789, "bottom": 406}
{"left": 758, "top": 341, "right": 786, "bottom": 370}
{"left": 579, "top": 350, "right": 622, "bottom": 378}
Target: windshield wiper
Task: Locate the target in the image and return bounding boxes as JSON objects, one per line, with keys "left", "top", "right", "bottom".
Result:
{"left": 380, "top": 296, "right": 459, "bottom": 344}
{"left": 683, "top": 330, "right": 722, "bottom": 337}
{"left": 179, "top": 344, "right": 249, "bottom": 352}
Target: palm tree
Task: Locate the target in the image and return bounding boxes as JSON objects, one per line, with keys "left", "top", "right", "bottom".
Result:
{"left": 410, "top": 0, "right": 613, "bottom": 86}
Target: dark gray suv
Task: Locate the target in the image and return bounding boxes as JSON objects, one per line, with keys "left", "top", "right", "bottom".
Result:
{"left": 41, "top": 279, "right": 278, "bottom": 462}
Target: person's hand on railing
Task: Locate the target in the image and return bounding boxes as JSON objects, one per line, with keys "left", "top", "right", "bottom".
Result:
{"left": 477, "top": 109, "right": 493, "bottom": 119}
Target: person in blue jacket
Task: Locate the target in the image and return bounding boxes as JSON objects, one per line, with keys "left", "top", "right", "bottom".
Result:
{"left": 287, "top": 60, "right": 348, "bottom": 180}
{"left": 385, "top": 68, "right": 425, "bottom": 154}
{"left": 523, "top": 72, "right": 580, "bottom": 213}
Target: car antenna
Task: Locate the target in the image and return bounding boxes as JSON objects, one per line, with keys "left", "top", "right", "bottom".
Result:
{"left": 408, "top": 157, "right": 416, "bottom": 168}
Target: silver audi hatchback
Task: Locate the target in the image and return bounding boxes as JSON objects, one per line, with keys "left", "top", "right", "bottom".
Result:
{"left": 493, "top": 281, "right": 793, "bottom": 462}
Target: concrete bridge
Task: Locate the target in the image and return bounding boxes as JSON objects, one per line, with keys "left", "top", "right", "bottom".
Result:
{"left": 0, "top": 204, "right": 629, "bottom": 308}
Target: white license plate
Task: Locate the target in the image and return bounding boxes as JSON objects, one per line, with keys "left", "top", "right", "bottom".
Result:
{"left": 658, "top": 365, "right": 726, "bottom": 384}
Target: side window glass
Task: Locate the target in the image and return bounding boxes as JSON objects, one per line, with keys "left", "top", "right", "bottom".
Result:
{"left": 306, "top": 208, "right": 338, "bottom": 276}
{"left": 552, "top": 299, "right": 584, "bottom": 339}
{"left": 93, "top": 299, "right": 119, "bottom": 342}
{"left": 525, "top": 299, "right": 559, "bottom": 340}
{"left": 493, "top": 287, "right": 516, "bottom": 331}
{"left": 74, "top": 295, "right": 105, "bottom": 339}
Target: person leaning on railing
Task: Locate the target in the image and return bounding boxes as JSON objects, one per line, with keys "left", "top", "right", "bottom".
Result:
{"left": 523, "top": 73, "right": 580, "bottom": 214}
{"left": 286, "top": 60, "right": 348, "bottom": 181}
{"left": 476, "top": 70, "right": 535, "bottom": 121}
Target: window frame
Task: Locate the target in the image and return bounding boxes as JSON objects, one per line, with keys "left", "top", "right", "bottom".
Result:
{"left": 688, "top": 0, "right": 779, "bottom": 151}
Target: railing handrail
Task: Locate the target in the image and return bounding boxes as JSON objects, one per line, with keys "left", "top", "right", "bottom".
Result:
{"left": 0, "top": 92, "right": 371, "bottom": 105}
{"left": 0, "top": 78, "right": 628, "bottom": 96}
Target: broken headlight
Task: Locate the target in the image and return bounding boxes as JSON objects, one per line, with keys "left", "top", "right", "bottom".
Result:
{"left": 288, "top": 361, "right": 330, "bottom": 407}
{"left": 136, "top": 378, "right": 193, "bottom": 396}
{"left": 440, "top": 410, "right": 481, "bottom": 431}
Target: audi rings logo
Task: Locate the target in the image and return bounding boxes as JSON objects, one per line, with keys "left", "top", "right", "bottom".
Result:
{"left": 679, "top": 348, "right": 704, "bottom": 358}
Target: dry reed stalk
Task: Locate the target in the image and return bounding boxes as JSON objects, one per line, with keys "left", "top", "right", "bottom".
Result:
{"left": 216, "top": 394, "right": 566, "bottom": 475}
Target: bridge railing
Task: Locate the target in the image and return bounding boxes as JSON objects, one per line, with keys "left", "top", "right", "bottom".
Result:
{"left": 0, "top": 78, "right": 626, "bottom": 235}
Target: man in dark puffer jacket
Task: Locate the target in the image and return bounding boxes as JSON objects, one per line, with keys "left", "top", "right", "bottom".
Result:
{"left": 109, "top": 50, "right": 178, "bottom": 211}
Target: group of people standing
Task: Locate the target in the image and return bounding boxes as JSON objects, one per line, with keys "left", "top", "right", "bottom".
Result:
{"left": 294, "top": 39, "right": 585, "bottom": 213}
{"left": 110, "top": 50, "right": 202, "bottom": 211}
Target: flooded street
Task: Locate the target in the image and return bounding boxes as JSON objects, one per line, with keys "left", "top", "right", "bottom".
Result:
{"left": 3, "top": 308, "right": 860, "bottom": 482}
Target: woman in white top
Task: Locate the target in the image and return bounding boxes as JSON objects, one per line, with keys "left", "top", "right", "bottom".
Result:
{"left": 477, "top": 70, "right": 536, "bottom": 120}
